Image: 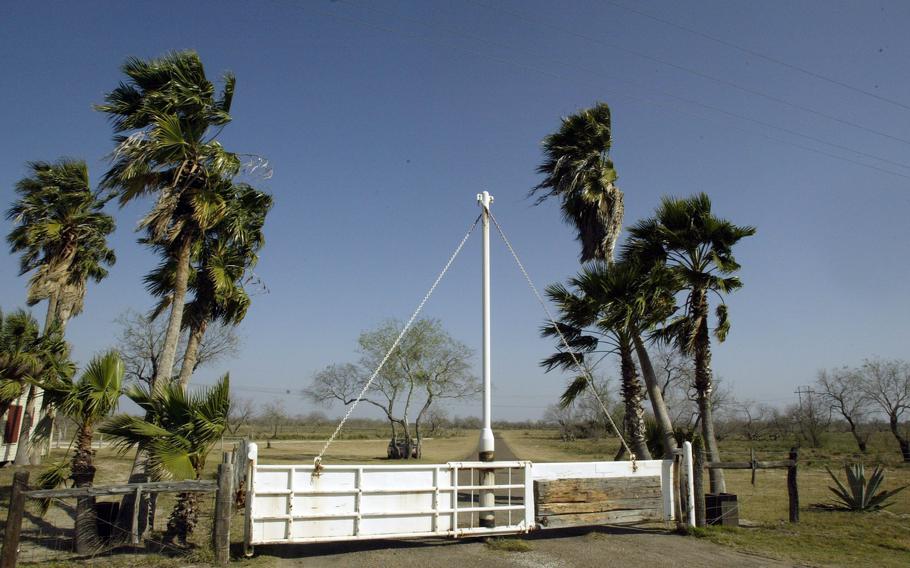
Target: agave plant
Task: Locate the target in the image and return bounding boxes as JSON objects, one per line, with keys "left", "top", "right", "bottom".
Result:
{"left": 825, "top": 463, "right": 907, "bottom": 511}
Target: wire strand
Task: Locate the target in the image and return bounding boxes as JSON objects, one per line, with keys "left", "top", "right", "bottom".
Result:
{"left": 314, "top": 214, "right": 481, "bottom": 464}
{"left": 488, "top": 211, "right": 635, "bottom": 464}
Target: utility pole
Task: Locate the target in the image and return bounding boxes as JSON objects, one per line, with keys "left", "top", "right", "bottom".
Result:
{"left": 477, "top": 191, "right": 495, "bottom": 529}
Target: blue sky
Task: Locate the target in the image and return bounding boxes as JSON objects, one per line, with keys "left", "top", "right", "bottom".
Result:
{"left": 1, "top": 1, "right": 908, "bottom": 420}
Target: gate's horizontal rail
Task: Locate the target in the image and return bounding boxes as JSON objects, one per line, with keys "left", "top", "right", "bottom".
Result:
{"left": 251, "top": 525, "right": 533, "bottom": 546}
{"left": 255, "top": 504, "right": 527, "bottom": 522}
{"left": 252, "top": 460, "right": 530, "bottom": 471}
{"left": 25, "top": 480, "right": 217, "bottom": 499}
{"left": 252, "top": 484, "right": 526, "bottom": 496}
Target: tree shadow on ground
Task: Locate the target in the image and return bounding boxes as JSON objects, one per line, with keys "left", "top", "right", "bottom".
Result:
{"left": 242, "top": 524, "right": 673, "bottom": 560}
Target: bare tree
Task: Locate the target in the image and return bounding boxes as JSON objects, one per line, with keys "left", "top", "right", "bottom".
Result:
{"left": 790, "top": 389, "right": 831, "bottom": 448}
{"left": 652, "top": 346, "right": 735, "bottom": 438}
{"left": 227, "top": 397, "right": 256, "bottom": 436}
{"left": 259, "top": 402, "right": 288, "bottom": 448}
{"left": 766, "top": 407, "right": 794, "bottom": 441}
{"left": 306, "top": 319, "right": 479, "bottom": 458}
{"left": 735, "top": 401, "right": 773, "bottom": 442}
{"left": 544, "top": 403, "right": 583, "bottom": 442}
{"left": 115, "top": 309, "right": 240, "bottom": 387}
{"left": 425, "top": 406, "right": 449, "bottom": 437}
{"left": 858, "top": 358, "right": 910, "bottom": 462}
{"left": 817, "top": 367, "right": 872, "bottom": 453}
{"left": 652, "top": 348, "right": 698, "bottom": 429}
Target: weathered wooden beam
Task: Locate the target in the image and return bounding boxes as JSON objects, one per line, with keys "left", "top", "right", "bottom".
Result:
{"left": 24, "top": 479, "right": 217, "bottom": 499}
{"left": 534, "top": 476, "right": 662, "bottom": 504}
{"left": 1, "top": 471, "right": 29, "bottom": 568}
{"left": 534, "top": 476, "right": 665, "bottom": 529}
{"left": 213, "top": 453, "right": 234, "bottom": 566}
{"left": 788, "top": 447, "right": 799, "bottom": 523}
{"left": 537, "top": 497, "right": 663, "bottom": 516}
{"left": 537, "top": 508, "right": 663, "bottom": 528}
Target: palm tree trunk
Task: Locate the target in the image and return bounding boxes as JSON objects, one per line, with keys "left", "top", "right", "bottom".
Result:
{"left": 693, "top": 289, "right": 726, "bottom": 493}
{"left": 13, "top": 386, "right": 37, "bottom": 466}
{"left": 72, "top": 423, "right": 100, "bottom": 553}
{"left": 18, "top": 291, "right": 62, "bottom": 466}
{"left": 633, "top": 334, "right": 677, "bottom": 457}
{"left": 619, "top": 339, "right": 651, "bottom": 460}
{"left": 154, "top": 236, "right": 193, "bottom": 391}
{"left": 165, "top": 492, "right": 199, "bottom": 546}
{"left": 44, "top": 291, "right": 60, "bottom": 334}
{"left": 29, "top": 293, "right": 68, "bottom": 467}
{"left": 176, "top": 321, "right": 207, "bottom": 391}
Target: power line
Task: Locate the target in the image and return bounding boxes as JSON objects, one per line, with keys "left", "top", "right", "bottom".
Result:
{"left": 467, "top": 0, "right": 910, "bottom": 147}
{"left": 604, "top": 0, "right": 910, "bottom": 113}
{"left": 310, "top": 0, "right": 910, "bottom": 180}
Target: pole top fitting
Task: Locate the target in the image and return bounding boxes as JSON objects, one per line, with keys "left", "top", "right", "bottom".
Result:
{"left": 476, "top": 191, "right": 494, "bottom": 210}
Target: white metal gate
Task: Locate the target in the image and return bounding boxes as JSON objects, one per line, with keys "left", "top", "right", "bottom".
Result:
{"left": 243, "top": 442, "right": 691, "bottom": 548}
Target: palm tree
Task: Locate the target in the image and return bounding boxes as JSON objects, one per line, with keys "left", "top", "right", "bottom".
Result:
{"left": 35, "top": 352, "right": 123, "bottom": 553}
{"left": 553, "top": 262, "right": 681, "bottom": 456}
{"left": 102, "top": 375, "right": 231, "bottom": 545}
{"left": 0, "top": 311, "right": 71, "bottom": 421}
{"left": 532, "top": 102, "right": 624, "bottom": 262}
{"left": 144, "top": 181, "right": 272, "bottom": 390}
{"left": 6, "top": 159, "right": 115, "bottom": 464}
{"left": 6, "top": 159, "right": 116, "bottom": 332}
{"left": 542, "top": 269, "right": 652, "bottom": 460}
{"left": 97, "top": 51, "right": 240, "bottom": 391}
{"left": 627, "top": 193, "right": 755, "bottom": 492}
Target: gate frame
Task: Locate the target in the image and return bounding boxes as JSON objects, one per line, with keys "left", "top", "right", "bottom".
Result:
{"left": 242, "top": 441, "right": 695, "bottom": 554}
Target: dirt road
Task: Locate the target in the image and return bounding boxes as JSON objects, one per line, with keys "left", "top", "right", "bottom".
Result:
{"left": 258, "top": 527, "right": 792, "bottom": 568}
{"left": 253, "top": 435, "right": 793, "bottom": 567}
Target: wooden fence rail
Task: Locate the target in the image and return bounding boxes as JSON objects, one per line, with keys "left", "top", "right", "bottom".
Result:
{"left": 1, "top": 451, "right": 236, "bottom": 568}
{"left": 23, "top": 480, "right": 217, "bottom": 499}
{"left": 693, "top": 444, "right": 799, "bottom": 527}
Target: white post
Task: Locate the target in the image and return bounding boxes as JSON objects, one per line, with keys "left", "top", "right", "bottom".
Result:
{"left": 477, "top": 191, "right": 496, "bottom": 528}
{"left": 684, "top": 440, "right": 695, "bottom": 527}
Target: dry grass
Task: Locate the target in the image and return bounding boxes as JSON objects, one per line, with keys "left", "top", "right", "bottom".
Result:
{"left": 255, "top": 434, "right": 478, "bottom": 464}
{"left": 485, "top": 537, "right": 533, "bottom": 552}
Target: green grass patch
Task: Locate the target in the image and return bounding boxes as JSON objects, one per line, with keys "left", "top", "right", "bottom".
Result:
{"left": 485, "top": 537, "right": 533, "bottom": 552}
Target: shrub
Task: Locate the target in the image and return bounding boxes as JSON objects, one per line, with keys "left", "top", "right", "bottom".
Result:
{"left": 824, "top": 463, "right": 907, "bottom": 511}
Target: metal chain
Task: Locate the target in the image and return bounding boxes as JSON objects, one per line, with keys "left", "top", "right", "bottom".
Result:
{"left": 489, "top": 212, "right": 636, "bottom": 468}
{"left": 314, "top": 214, "right": 482, "bottom": 470}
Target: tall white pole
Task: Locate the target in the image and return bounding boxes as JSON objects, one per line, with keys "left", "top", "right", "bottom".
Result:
{"left": 477, "top": 191, "right": 495, "bottom": 460}
{"left": 477, "top": 191, "right": 495, "bottom": 529}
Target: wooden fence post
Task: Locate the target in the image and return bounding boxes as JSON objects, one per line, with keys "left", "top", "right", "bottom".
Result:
{"left": 787, "top": 447, "right": 799, "bottom": 523}
{"left": 213, "top": 452, "right": 234, "bottom": 565}
{"left": 1, "top": 471, "right": 29, "bottom": 568}
{"left": 693, "top": 438, "right": 706, "bottom": 528}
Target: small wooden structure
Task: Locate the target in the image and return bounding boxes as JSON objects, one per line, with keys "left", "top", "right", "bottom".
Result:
{"left": 535, "top": 475, "right": 664, "bottom": 528}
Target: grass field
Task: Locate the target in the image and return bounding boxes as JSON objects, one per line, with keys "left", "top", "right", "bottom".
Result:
{"left": 3, "top": 429, "right": 909, "bottom": 567}
{"left": 501, "top": 429, "right": 910, "bottom": 567}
